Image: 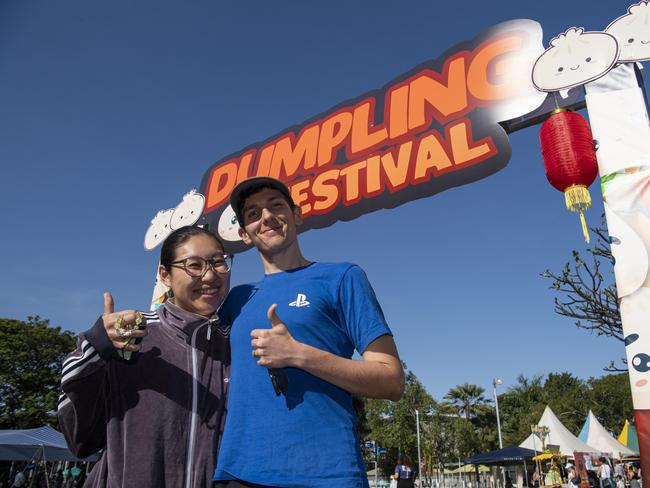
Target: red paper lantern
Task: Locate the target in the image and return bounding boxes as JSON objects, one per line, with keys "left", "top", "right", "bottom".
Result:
{"left": 539, "top": 109, "right": 599, "bottom": 242}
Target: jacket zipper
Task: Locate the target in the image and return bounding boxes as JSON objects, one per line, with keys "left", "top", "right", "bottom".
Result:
{"left": 184, "top": 323, "right": 204, "bottom": 488}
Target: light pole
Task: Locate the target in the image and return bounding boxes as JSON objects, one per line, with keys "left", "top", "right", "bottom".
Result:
{"left": 416, "top": 408, "right": 423, "bottom": 488}
{"left": 492, "top": 378, "right": 503, "bottom": 450}
{"left": 493, "top": 378, "right": 505, "bottom": 488}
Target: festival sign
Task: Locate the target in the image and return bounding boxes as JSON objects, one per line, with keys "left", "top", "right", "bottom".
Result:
{"left": 198, "top": 19, "right": 547, "bottom": 253}
{"left": 145, "top": 1, "right": 650, "bottom": 475}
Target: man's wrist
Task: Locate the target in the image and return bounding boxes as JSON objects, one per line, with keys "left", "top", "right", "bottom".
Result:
{"left": 291, "top": 340, "right": 312, "bottom": 369}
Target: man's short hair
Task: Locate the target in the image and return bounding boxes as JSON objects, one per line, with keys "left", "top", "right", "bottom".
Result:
{"left": 230, "top": 176, "right": 296, "bottom": 225}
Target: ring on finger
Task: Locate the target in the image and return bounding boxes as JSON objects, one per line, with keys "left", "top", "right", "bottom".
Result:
{"left": 115, "top": 327, "right": 127, "bottom": 338}
{"left": 123, "top": 329, "right": 133, "bottom": 339}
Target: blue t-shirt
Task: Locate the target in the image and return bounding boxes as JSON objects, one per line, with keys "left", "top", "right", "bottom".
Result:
{"left": 214, "top": 262, "right": 391, "bottom": 488}
{"left": 396, "top": 465, "right": 413, "bottom": 479}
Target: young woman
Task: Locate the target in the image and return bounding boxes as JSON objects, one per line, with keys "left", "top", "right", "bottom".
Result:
{"left": 393, "top": 455, "right": 415, "bottom": 488}
{"left": 58, "top": 226, "right": 231, "bottom": 488}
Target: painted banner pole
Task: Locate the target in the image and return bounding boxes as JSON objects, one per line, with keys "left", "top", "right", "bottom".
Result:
{"left": 584, "top": 63, "right": 650, "bottom": 477}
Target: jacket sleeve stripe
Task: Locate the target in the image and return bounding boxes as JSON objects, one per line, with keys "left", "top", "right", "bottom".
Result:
{"left": 57, "top": 394, "right": 71, "bottom": 411}
{"left": 61, "top": 339, "right": 92, "bottom": 370}
{"left": 61, "top": 351, "right": 100, "bottom": 384}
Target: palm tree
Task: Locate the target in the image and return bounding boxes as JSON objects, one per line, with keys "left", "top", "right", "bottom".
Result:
{"left": 443, "top": 383, "right": 490, "bottom": 421}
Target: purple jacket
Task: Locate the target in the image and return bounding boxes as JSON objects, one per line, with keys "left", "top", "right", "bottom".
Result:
{"left": 58, "top": 301, "right": 230, "bottom": 488}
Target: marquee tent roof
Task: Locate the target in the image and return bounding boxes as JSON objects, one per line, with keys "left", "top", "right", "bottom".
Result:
{"left": 519, "top": 406, "right": 596, "bottom": 456}
{"left": 618, "top": 420, "right": 640, "bottom": 454}
{"left": 464, "top": 445, "right": 538, "bottom": 465}
{"left": 0, "top": 426, "right": 98, "bottom": 462}
{"left": 578, "top": 411, "right": 637, "bottom": 458}
{"left": 446, "top": 464, "right": 490, "bottom": 473}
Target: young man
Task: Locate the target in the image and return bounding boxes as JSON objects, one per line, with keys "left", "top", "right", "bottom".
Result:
{"left": 213, "top": 177, "right": 404, "bottom": 488}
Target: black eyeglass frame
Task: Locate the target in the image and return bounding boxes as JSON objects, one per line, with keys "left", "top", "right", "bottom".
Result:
{"left": 167, "top": 254, "right": 233, "bottom": 277}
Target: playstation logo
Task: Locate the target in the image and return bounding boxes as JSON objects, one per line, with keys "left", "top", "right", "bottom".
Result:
{"left": 289, "top": 293, "right": 310, "bottom": 307}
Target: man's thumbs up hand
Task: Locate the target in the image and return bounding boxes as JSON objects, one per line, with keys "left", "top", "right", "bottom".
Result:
{"left": 267, "top": 304, "right": 284, "bottom": 328}
{"left": 250, "top": 304, "right": 300, "bottom": 368}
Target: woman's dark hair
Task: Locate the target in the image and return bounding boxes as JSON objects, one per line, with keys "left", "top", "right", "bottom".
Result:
{"left": 397, "top": 454, "right": 411, "bottom": 467}
{"left": 160, "top": 226, "right": 224, "bottom": 269}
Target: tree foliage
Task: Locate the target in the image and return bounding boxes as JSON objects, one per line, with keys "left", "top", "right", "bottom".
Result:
{"left": 362, "top": 369, "right": 633, "bottom": 479}
{"left": 499, "top": 372, "right": 633, "bottom": 446}
{"left": 541, "top": 222, "right": 624, "bottom": 371}
{"left": 0, "top": 316, "right": 76, "bottom": 428}
{"left": 366, "top": 366, "right": 435, "bottom": 476}
{"left": 443, "top": 383, "right": 490, "bottom": 421}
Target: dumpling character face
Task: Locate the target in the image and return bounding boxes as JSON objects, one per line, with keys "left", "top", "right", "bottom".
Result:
{"left": 217, "top": 205, "right": 243, "bottom": 242}
{"left": 144, "top": 209, "right": 174, "bottom": 250}
{"left": 606, "top": 1, "right": 650, "bottom": 63}
{"left": 170, "top": 190, "right": 205, "bottom": 230}
{"left": 532, "top": 28, "right": 619, "bottom": 92}
{"left": 620, "top": 288, "right": 650, "bottom": 407}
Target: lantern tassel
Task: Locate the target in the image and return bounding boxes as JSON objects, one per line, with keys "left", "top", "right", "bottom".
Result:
{"left": 563, "top": 184, "right": 592, "bottom": 243}
{"left": 579, "top": 211, "right": 590, "bottom": 244}
{"left": 564, "top": 184, "right": 592, "bottom": 212}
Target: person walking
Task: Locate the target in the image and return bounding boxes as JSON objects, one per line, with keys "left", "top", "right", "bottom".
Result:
{"left": 393, "top": 455, "right": 415, "bottom": 488}
{"left": 566, "top": 464, "right": 580, "bottom": 488}
{"left": 599, "top": 457, "right": 614, "bottom": 488}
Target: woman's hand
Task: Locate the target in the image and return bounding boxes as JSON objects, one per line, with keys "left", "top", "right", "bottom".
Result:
{"left": 103, "top": 292, "right": 148, "bottom": 352}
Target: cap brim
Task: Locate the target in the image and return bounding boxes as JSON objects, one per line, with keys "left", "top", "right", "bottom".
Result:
{"left": 229, "top": 176, "right": 293, "bottom": 223}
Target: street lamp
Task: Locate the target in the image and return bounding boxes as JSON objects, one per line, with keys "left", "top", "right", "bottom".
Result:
{"left": 416, "top": 408, "right": 423, "bottom": 488}
{"left": 493, "top": 378, "right": 505, "bottom": 488}
{"left": 493, "top": 378, "right": 503, "bottom": 450}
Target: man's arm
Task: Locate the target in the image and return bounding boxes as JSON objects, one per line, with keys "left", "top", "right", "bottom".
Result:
{"left": 251, "top": 304, "right": 404, "bottom": 401}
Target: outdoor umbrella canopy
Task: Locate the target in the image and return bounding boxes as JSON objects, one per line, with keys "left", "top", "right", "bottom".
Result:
{"left": 0, "top": 426, "right": 98, "bottom": 462}
{"left": 464, "top": 445, "right": 538, "bottom": 465}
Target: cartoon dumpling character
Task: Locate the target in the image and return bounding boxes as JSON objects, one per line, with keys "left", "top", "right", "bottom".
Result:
{"left": 170, "top": 189, "right": 205, "bottom": 230}
{"left": 217, "top": 204, "right": 243, "bottom": 242}
{"left": 621, "top": 288, "right": 650, "bottom": 406}
{"left": 606, "top": 1, "right": 650, "bottom": 63}
{"left": 144, "top": 209, "right": 174, "bottom": 250}
{"left": 532, "top": 28, "right": 620, "bottom": 92}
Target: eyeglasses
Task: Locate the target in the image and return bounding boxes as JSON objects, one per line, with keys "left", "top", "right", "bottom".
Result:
{"left": 168, "top": 254, "right": 233, "bottom": 277}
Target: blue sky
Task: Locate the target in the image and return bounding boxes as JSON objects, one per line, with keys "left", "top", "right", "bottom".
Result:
{"left": 0, "top": 0, "right": 640, "bottom": 400}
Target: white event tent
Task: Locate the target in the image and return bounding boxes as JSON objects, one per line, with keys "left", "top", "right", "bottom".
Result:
{"left": 578, "top": 411, "right": 638, "bottom": 458}
{"left": 520, "top": 406, "right": 596, "bottom": 456}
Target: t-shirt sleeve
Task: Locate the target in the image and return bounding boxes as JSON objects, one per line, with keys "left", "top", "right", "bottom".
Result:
{"left": 337, "top": 265, "right": 392, "bottom": 354}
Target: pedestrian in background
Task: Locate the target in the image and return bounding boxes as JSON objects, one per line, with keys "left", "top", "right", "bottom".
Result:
{"left": 393, "top": 455, "right": 415, "bottom": 488}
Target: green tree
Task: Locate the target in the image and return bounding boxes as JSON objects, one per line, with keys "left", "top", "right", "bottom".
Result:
{"left": 541, "top": 222, "right": 624, "bottom": 371}
{"left": 587, "top": 373, "right": 633, "bottom": 433}
{"left": 0, "top": 316, "right": 76, "bottom": 428}
{"left": 542, "top": 372, "right": 589, "bottom": 433}
{"left": 499, "top": 375, "right": 546, "bottom": 446}
{"left": 497, "top": 372, "right": 632, "bottom": 447}
{"left": 443, "top": 383, "right": 490, "bottom": 421}
{"left": 366, "top": 366, "right": 435, "bottom": 476}
{"left": 424, "top": 408, "right": 459, "bottom": 471}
